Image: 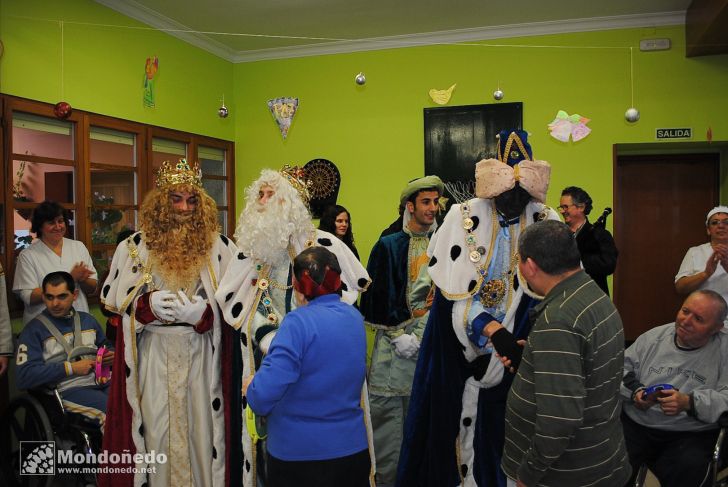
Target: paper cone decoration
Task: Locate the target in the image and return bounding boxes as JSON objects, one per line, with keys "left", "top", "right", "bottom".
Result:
{"left": 267, "top": 97, "right": 299, "bottom": 139}
{"left": 548, "top": 110, "right": 592, "bottom": 142}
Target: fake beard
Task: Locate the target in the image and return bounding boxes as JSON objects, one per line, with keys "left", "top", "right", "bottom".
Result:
{"left": 236, "top": 202, "right": 299, "bottom": 267}
{"left": 147, "top": 210, "right": 211, "bottom": 291}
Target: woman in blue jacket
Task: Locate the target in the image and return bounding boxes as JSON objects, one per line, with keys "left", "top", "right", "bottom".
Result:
{"left": 243, "top": 246, "right": 372, "bottom": 487}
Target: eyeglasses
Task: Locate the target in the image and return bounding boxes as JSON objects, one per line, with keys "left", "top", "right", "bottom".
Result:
{"left": 709, "top": 219, "right": 728, "bottom": 227}
{"left": 557, "top": 204, "right": 581, "bottom": 212}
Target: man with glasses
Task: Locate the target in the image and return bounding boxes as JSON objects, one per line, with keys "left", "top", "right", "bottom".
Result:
{"left": 559, "top": 186, "right": 618, "bottom": 296}
{"left": 675, "top": 206, "right": 728, "bottom": 307}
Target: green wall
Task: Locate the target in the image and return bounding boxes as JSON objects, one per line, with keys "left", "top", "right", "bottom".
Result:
{"left": 233, "top": 26, "right": 728, "bottom": 261}
{"left": 0, "top": 0, "right": 234, "bottom": 140}
{"left": 2, "top": 0, "right": 728, "bottom": 264}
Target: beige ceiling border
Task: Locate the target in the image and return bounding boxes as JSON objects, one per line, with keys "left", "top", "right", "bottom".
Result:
{"left": 94, "top": 1, "right": 685, "bottom": 63}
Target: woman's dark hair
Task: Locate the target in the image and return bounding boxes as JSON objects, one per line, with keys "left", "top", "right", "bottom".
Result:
{"left": 318, "top": 205, "right": 358, "bottom": 256}
{"left": 31, "top": 201, "right": 69, "bottom": 238}
{"left": 293, "top": 246, "right": 342, "bottom": 299}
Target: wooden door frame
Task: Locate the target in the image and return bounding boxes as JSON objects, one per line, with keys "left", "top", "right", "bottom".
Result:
{"left": 613, "top": 142, "right": 728, "bottom": 340}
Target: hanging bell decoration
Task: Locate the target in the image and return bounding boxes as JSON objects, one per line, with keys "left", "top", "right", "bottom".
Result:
{"left": 493, "top": 89, "right": 504, "bottom": 101}
{"left": 218, "top": 103, "right": 229, "bottom": 118}
{"left": 355, "top": 72, "right": 366, "bottom": 85}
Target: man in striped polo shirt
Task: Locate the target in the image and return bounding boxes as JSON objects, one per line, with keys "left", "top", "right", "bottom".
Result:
{"left": 502, "top": 220, "right": 631, "bottom": 487}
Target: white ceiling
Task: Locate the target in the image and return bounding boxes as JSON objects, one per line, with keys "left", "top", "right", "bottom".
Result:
{"left": 95, "top": 0, "right": 691, "bottom": 62}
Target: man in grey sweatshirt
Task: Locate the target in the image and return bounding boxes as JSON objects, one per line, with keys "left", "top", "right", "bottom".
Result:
{"left": 621, "top": 289, "right": 728, "bottom": 487}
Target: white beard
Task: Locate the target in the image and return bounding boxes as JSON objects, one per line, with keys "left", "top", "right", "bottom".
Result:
{"left": 235, "top": 201, "right": 304, "bottom": 267}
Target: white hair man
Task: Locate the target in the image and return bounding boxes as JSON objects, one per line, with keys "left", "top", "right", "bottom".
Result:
{"left": 99, "top": 159, "right": 238, "bottom": 487}
{"left": 215, "top": 166, "right": 372, "bottom": 487}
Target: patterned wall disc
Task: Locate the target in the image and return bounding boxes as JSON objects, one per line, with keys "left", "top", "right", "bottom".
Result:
{"left": 303, "top": 158, "right": 341, "bottom": 218}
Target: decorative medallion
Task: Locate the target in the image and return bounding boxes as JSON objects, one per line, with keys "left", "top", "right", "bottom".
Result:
{"left": 479, "top": 279, "right": 506, "bottom": 308}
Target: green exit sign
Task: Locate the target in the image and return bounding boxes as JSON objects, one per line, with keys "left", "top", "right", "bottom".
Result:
{"left": 656, "top": 128, "right": 692, "bottom": 139}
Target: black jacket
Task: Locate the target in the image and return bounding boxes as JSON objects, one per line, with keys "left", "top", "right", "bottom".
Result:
{"left": 575, "top": 220, "right": 618, "bottom": 296}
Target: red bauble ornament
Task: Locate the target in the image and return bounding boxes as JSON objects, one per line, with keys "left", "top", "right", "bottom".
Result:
{"left": 53, "top": 101, "right": 73, "bottom": 119}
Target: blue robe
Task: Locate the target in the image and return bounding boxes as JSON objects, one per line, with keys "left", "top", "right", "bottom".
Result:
{"left": 396, "top": 289, "right": 536, "bottom": 486}
{"left": 396, "top": 197, "right": 559, "bottom": 487}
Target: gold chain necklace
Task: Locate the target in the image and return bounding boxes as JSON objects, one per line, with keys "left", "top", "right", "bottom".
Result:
{"left": 253, "top": 233, "right": 314, "bottom": 325}
{"left": 460, "top": 203, "right": 522, "bottom": 308}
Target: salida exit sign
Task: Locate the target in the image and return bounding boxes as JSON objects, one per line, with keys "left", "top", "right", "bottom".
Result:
{"left": 656, "top": 128, "right": 692, "bottom": 139}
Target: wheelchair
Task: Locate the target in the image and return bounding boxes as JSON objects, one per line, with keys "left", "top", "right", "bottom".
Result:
{"left": 0, "top": 388, "right": 103, "bottom": 487}
{"left": 634, "top": 413, "right": 728, "bottom": 487}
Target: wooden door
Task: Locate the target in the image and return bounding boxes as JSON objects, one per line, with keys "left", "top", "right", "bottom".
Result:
{"left": 614, "top": 153, "right": 719, "bottom": 341}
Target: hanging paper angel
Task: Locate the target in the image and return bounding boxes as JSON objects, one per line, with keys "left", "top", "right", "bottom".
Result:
{"left": 267, "top": 97, "right": 299, "bottom": 139}
{"left": 548, "top": 110, "right": 592, "bottom": 142}
{"left": 143, "top": 56, "right": 159, "bottom": 108}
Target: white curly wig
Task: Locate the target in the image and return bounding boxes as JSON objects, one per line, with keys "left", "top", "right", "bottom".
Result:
{"left": 234, "top": 169, "right": 314, "bottom": 265}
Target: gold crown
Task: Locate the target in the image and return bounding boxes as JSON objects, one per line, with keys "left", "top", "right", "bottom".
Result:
{"left": 279, "top": 164, "right": 311, "bottom": 203}
{"left": 156, "top": 159, "right": 203, "bottom": 189}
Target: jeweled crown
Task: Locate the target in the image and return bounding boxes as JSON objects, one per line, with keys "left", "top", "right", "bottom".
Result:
{"left": 279, "top": 164, "right": 311, "bottom": 203}
{"left": 156, "top": 159, "right": 203, "bottom": 189}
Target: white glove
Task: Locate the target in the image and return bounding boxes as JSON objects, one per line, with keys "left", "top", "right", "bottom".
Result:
{"left": 259, "top": 332, "right": 276, "bottom": 355}
{"left": 150, "top": 290, "right": 177, "bottom": 322}
{"left": 171, "top": 291, "right": 207, "bottom": 325}
{"left": 391, "top": 334, "right": 420, "bottom": 359}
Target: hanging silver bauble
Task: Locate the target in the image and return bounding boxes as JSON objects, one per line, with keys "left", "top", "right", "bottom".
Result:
{"left": 218, "top": 104, "right": 229, "bottom": 118}
{"left": 355, "top": 72, "right": 366, "bottom": 85}
{"left": 625, "top": 107, "right": 640, "bottom": 123}
{"left": 493, "top": 89, "right": 504, "bottom": 101}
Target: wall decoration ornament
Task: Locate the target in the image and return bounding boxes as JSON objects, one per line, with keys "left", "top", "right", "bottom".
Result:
{"left": 53, "top": 101, "right": 72, "bottom": 119}
{"left": 267, "top": 97, "right": 299, "bottom": 139}
{"left": 624, "top": 47, "right": 639, "bottom": 124}
{"left": 54, "top": 22, "right": 71, "bottom": 119}
{"left": 143, "top": 56, "right": 159, "bottom": 108}
{"left": 429, "top": 84, "right": 456, "bottom": 105}
{"left": 355, "top": 72, "right": 367, "bottom": 85}
{"left": 548, "top": 110, "right": 592, "bottom": 142}
{"left": 624, "top": 107, "right": 640, "bottom": 123}
{"left": 218, "top": 95, "right": 229, "bottom": 118}
{"left": 303, "top": 158, "right": 341, "bottom": 218}
{"left": 493, "top": 81, "right": 504, "bottom": 101}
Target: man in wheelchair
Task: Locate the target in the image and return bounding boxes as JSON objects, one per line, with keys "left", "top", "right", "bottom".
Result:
{"left": 621, "top": 289, "right": 728, "bottom": 487}
{"left": 15, "top": 270, "right": 114, "bottom": 428}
